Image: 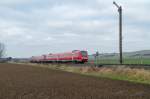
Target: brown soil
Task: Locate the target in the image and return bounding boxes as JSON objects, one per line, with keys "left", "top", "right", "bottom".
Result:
{"left": 0, "top": 63, "right": 150, "bottom": 99}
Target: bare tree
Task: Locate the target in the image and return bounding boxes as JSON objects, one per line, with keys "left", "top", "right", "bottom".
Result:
{"left": 0, "top": 42, "right": 5, "bottom": 58}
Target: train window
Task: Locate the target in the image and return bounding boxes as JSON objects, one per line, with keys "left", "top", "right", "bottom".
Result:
{"left": 81, "top": 51, "right": 87, "bottom": 57}
{"left": 72, "top": 50, "right": 79, "bottom": 53}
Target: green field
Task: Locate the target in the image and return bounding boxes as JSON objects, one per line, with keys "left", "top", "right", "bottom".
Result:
{"left": 88, "top": 50, "right": 150, "bottom": 65}
{"left": 90, "top": 58, "right": 150, "bottom": 64}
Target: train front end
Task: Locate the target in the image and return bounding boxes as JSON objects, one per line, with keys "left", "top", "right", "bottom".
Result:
{"left": 80, "top": 51, "right": 88, "bottom": 63}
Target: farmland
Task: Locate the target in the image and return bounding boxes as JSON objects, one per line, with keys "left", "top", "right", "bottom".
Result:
{"left": 89, "top": 50, "right": 150, "bottom": 64}
{"left": 90, "top": 58, "right": 150, "bottom": 64}
{"left": 0, "top": 63, "right": 150, "bottom": 99}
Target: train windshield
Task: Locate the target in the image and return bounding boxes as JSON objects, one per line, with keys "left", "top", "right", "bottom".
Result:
{"left": 81, "top": 51, "right": 87, "bottom": 57}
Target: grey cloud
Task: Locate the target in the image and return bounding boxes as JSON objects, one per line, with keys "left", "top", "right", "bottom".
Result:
{"left": 0, "top": 0, "right": 149, "bottom": 57}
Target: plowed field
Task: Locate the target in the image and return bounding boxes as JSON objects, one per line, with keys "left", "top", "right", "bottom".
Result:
{"left": 0, "top": 63, "right": 150, "bottom": 99}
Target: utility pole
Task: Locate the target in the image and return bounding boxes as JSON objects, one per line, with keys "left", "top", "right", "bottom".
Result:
{"left": 113, "top": 1, "right": 123, "bottom": 64}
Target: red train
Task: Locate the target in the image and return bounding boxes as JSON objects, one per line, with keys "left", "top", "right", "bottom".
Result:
{"left": 30, "top": 50, "right": 88, "bottom": 63}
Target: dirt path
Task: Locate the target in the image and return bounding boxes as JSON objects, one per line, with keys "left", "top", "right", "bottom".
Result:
{"left": 0, "top": 63, "right": 150, "bottom": 99}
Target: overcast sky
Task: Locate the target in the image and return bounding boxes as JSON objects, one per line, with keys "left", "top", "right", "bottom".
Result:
{"left": 0, "top": 0, "right": 150, "bottom": 58}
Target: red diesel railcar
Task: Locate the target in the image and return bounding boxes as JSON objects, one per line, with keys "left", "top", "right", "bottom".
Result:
{"left": 30, "top": 50, "right": 88, "bottom": 63}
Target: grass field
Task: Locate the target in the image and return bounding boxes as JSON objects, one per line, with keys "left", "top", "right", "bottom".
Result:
{"left": 90, "top": 58, "right": 150, "bottom": 64}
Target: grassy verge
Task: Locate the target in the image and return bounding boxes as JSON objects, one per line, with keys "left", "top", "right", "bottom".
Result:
{"left": 79, "top": 66, "right": 150, "bottom": 84}
{"left": 14, "top": 62, "right": 150, "bottom": 85}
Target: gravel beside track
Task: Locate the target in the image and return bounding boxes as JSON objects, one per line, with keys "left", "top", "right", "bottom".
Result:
{"left": 0, "top": 63, "right": 150, "bottom": 99}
